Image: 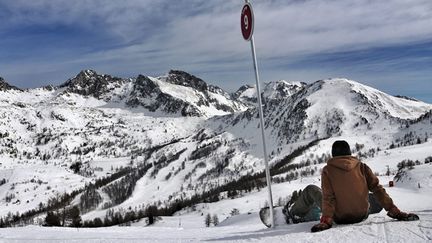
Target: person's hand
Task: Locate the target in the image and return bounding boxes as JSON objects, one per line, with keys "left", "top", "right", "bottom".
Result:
{"left": 311, "top": 222, "right": 331, "bottom": 232}
{"left": 387, "top": 207, "right": 419, "bottom": 221}
{"left": 311, "top": 216, "right": 332, "bottom": 233}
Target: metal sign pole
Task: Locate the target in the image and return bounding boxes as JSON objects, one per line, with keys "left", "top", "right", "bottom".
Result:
{"left": 249, "top": 35, "right": 275, "bottom": 228}
{"left": 241, "top": 0, "right": 274, "bottom": 228}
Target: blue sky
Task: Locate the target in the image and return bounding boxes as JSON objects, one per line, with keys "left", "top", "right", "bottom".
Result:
{"left": 0, "top": 0, "right": 431, "bottom": 102}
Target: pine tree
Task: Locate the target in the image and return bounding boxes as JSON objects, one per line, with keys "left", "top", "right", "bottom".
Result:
{"left": 205, "top": 213, "right": 211, "bottom": 227}
{"left": 93, "top": 217, "right": 103, "bottom": 227}
{"left": 69, "top": 206, "right": 82, "bottom": 227}
{"left": 61, "top": 206, "right": 66, "bottom": 226}
{"left": 146, "top": 205, "right": 158, "bottom": 225}
{"left": 230, "top": 208, "right": 239, "bottom": 216}
{"left": 45, "top": 212, "right": 61, "bottom": 226}
{"left": 212, "top": 214, "right": 219, "bottom": 226}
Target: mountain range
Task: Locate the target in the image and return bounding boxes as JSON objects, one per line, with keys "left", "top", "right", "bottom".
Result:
{"left": 0, "top": 69, "right": 431, "bottom": 226}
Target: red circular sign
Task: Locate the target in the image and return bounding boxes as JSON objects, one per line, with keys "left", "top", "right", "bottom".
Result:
{"left": 241, "top": 3, "right": 254, "bottom": 41}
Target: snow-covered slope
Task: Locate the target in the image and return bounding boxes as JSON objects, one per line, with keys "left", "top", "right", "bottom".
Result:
{"left": 1, "top": 146, "right": 431, "bottom": 242}
{"left": 0, "top": 72, "right": 431, "bottom": 234}
{"left": 217, "top": 78, "right": 432, "bottom": 160}
{"left": 1, "top": 210, "right": 431, "bottom": 242}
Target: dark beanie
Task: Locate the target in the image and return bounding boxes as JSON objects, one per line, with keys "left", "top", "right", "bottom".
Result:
{"left": 332, "top": 140, "right": 351, "bottom": 157}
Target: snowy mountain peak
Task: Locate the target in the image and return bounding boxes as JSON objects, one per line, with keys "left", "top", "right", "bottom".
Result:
{"left": 126, "top": 72, "right": 247, "bottom": 117}
{"left": 0, "top": 77, "right": 21, "bottom": 91}
{"left": 314, "top": 78, "right": 432, "bottom": 120}
{"left": 262, "top": 80, "right": 306, "bottom": 100}
{"left": 164, "top": 70, "right": 208, "bottom": 92}
{"left": 59, "top": 70, "right": 125, "bottom": 100}
{"left": 233, "top": 80, "right": 306, "bottom": 107}
{"left": 234, "top": 84, "right": 254, "bottom": 96}
{"left": 221, "top": 77, "right": 432, "bottom": 151}
{"left": 81, "top": 69, "right": 97, "bottom": 78}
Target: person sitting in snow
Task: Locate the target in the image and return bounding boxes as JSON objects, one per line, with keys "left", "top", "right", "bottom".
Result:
{"left": 283, "top": 140, "right": 419, "bottom": 232}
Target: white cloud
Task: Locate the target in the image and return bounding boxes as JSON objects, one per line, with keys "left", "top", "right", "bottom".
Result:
{"left": 3, "top": 0, "right": 431, "bottom": 58}
{"left": 1, "top": 0, "right": 431, "bottom": 97}
{"left": 76, "top": 0, "right": 432, "bottom": 69}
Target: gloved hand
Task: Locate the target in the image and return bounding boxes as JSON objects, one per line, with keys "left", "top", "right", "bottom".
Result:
{"left": 387, "top": 207, "right": 419, "bottom": 221}
{"left": 311, "top": 216, "right": 332, "bottom": 233}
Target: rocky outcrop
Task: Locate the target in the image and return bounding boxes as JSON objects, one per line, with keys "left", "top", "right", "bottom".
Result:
{"left": 0, "top": 77, "right": 22, "bottom": 91}
{"left": 59, "top": 70, "right": 125, "bottom": 101}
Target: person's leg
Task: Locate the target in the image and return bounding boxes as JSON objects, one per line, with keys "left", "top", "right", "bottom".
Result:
{"left": 289, "top": 185, "right": 322, "bottom": 222}
{"left": 368, "top": 193, "right": 383, "bottom": 214}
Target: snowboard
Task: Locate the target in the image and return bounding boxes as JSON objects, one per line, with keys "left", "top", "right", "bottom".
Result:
{"left": 259, "top": 205, "right": 321, "bottom": 227}
{"left": 259, "top": 206, "right": 289, "bottom": 227}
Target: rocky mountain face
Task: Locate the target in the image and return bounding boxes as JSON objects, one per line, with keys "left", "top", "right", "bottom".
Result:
{"left": 125, "top": 70, "right": 246, "bottom": 116}
{"left": 0, "top": 77, "right": 21, "bottom": 91}
{"left": 59, "top": 70, "right": 127, "bottom": 102}
{"left": 58, "top": 69, "right": 246, "bottom": 117}
{"left": 233, "top": 80, "right": 306, "bottom": 109}
{"left": 0, "top": 71, "right": 431, "bottom": 226}
{"left": 164, "top": 70, "right": 209, "bottom": 91}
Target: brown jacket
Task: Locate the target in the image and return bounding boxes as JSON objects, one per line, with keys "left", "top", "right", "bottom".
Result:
{"left": 321, "top": 156, "right": 395, "bottom": 224}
